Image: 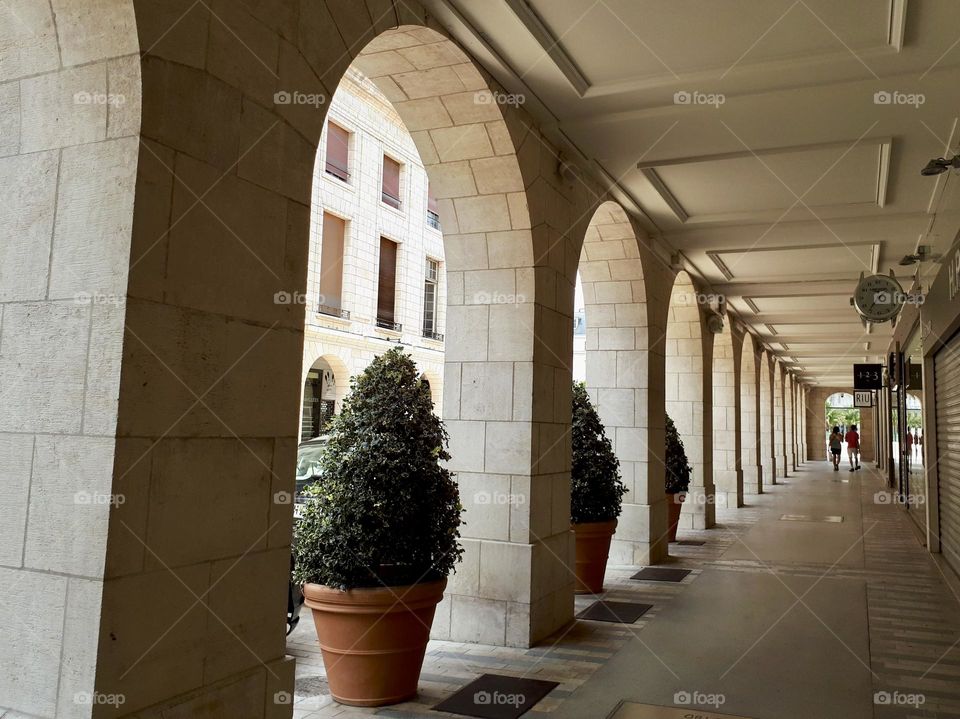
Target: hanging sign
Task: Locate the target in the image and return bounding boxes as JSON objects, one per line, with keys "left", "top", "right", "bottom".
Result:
{"left": 854, "top": 391, "right": 874, "bottom": 407}
{"left": 853, "top": 363, "right": 883, "bottom": 390}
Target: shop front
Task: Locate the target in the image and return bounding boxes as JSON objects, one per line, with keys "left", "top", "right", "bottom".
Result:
{"left": 900, "top": 245, "right": 960, "bottom": 573}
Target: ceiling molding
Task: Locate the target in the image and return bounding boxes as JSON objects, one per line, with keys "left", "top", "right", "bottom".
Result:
{"left": 636, "top": 136, "right": 891, "bottom": 170}
{"left": 501, "top": 0, "right": 590, "bottom": 96}
{"left": 640, "top": 168, "right": 689, "bottom": 223}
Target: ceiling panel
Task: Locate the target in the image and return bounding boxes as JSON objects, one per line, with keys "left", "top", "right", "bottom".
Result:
{"left": 525, "top": 0, "right": 893, "bottom": 86}
{"left": 709, "top": 243, "right": 875, "bottom": 280}
{"left": 749, "top": 295, "right": 850, "bottom": 313}
{"left": 652, "top": 144, "right": 882, "bottom": 219}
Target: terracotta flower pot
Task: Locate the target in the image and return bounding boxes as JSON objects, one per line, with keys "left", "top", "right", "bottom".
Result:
{"left": 666, "top": 492, "right": 685, "bottom": 542}
{"left": 303, "top": 577, "right": 446, "bottom": 706}
{"left": 572, "top": 519, "right": 617, "bottom": 594}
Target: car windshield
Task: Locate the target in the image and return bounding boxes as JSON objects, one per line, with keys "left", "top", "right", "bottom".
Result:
{"left": 296, "top": 440, "right": 327, "bottom": 480}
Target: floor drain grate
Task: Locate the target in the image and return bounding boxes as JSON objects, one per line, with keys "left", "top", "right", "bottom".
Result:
{"left": 577, "top": 600, "right": 653, "bottom": 623}
{"left": 433, "top": 673, "right": 559, "bottom": 718}
{"left": 630, "top": 567, "right": 691, "bottom": 582}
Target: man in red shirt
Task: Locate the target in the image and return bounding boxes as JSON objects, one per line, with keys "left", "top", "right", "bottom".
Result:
{"left": 845, "top": 424, "right": 861, "bottom": 472}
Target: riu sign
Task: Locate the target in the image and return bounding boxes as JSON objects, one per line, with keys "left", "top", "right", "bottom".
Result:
{"left": 853, "top": 363, "right": 883, "bottom": 390}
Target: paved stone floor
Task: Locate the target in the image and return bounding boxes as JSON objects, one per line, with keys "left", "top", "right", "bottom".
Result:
{"left": 287, "top": 462, "right": 960, "bottom": 718}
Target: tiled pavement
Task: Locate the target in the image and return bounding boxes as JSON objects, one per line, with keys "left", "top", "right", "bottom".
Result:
{"left": 286, "top": 465, "right": 960, "bottom": 718}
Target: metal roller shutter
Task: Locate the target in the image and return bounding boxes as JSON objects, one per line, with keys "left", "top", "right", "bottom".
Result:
{"left": 935, "top": 336, "right": 960, "bottom": 572}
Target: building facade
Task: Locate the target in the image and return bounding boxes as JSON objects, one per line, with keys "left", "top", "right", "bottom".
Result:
{"left": 300, "top": 68, "right": 445, "bottom": 438}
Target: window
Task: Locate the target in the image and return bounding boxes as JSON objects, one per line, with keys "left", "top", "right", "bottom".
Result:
{"left": 318, "top": 213, "right": 347, "bottom": 318}
{"left": 381, "top": 155, "right": 402, "bottom": 210}
{"left": 423, "top": 259, "right": 441, "bottom": 340}
{"left": 377, "top": 238, "right": 399, "bottom": 330}
{"left": 427, "top": 184, "right": 440, "bottom": 230}
{"left": 325, "top": 122, "right": 350, "bottom": 182}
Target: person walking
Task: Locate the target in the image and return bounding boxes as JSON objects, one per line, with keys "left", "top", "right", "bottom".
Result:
{"left": 829, "top": 426, "right": 843, "bottom": 471}
{"left": 845, "top": 424, "right": 861, "bottom": 471}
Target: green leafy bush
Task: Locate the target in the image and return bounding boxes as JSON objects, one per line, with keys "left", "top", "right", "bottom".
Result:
{"left": 571, "top": 382, "right": 626, "bottom": 524}
{"left": 664, "top": 414, "right": 692, "bottom": 495}
{"left": 293, "top": 348, "right": 463, "bottom": 589}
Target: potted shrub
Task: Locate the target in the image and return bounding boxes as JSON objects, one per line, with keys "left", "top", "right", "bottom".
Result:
{"left": 665, "top": 414, "right": 692, "bottom": 542}
{"left": 571, "top": 382, "right": 627, "bottom": 594}
{"left": 293, "top": 347, "right": 463, "bottom": 707}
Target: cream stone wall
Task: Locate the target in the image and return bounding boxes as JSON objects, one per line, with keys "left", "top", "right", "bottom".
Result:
{"left": 0, "top": 2, "right": 140, "bottom": 717}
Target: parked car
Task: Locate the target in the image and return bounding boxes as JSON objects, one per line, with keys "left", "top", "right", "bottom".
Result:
{"left": 294, "top": 435, "right": 328, "bottom": 519}
{"left": 288, "top": 435, "right": 329, "bottom": 635}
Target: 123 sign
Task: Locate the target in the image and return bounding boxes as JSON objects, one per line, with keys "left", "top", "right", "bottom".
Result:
{"left": 853, "top": 363, "right": 883, "bottom": 390}
{"left": 854, "top": 391, "right": 874, "bottom": 407}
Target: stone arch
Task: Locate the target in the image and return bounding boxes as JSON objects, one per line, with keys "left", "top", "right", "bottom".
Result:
{"left": 665, "top": 271, "right": 714, "bottom": 529}
{"left": 301, "top": 349, "right": 352, "bottom": 409}
{"left": 0, "top": 4, "right": 585, "bottom": 715}
{"left": 576, "top": 200, "right": 661, "bottom": 564}
{"left": 759, "top": 351, "right": 776, "bottom": 487}
{"left": 774, "top": 362, "right": 787, "bottom": 478}
{"left": 740, "top": 334, "right": 762, "bottom": 494}
{"left": 712, "top": 314, "right": 741, "bottom": 509}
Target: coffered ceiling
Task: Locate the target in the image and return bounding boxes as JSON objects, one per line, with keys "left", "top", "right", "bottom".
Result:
{"left": 421, "top": 0, "right": 960, "bottom": 386}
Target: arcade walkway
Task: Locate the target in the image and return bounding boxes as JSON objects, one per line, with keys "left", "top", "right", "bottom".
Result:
{"left": 288, "top": 462, "right": 960, "bottom": 719}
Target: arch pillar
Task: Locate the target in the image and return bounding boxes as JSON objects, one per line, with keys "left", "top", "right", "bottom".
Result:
{"left": 579, "top": 202, "right": 667, "bottom": 565}
{"left": 663, "top": 273, "right": 714, "bottom": 530}
{"left": 774, "top": 361, "right": 787, "bottom": 478}
{"left": 740, "top": 334, "right": 763, "bottom": 494}
{"left": 713, "top": 314, "right": 742, "bottom": 509}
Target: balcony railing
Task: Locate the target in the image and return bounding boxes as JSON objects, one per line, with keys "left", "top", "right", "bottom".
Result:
{"left": 319, "top": 304, "right": 350, "bottom": 320}
{"left": 381, "top": 190, "right": 402, "bottom": 210}
{"left": 427, "top": 210, "right": 441, "bottom": 230}
{"left": 376, "top": 317, "right": 402, "bottom": 332}
{"left": 325, "top": 161, "right": 349, "bottom": 182}
{"left": 422, "top": 329, "right": 444, "bottom": 342}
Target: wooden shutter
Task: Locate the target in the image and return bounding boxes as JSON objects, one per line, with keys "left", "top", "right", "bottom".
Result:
{"left": 319, "top": 213, "right": 344, "bottom": 311}
{"left": 377, "top": 238, "right": 397, "bottom": 324}
{"left": 325, "top": 123, "right": 349, "bottom": 180}
{"left": 382, "top": 156, "right": 401, "bottom": 208}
